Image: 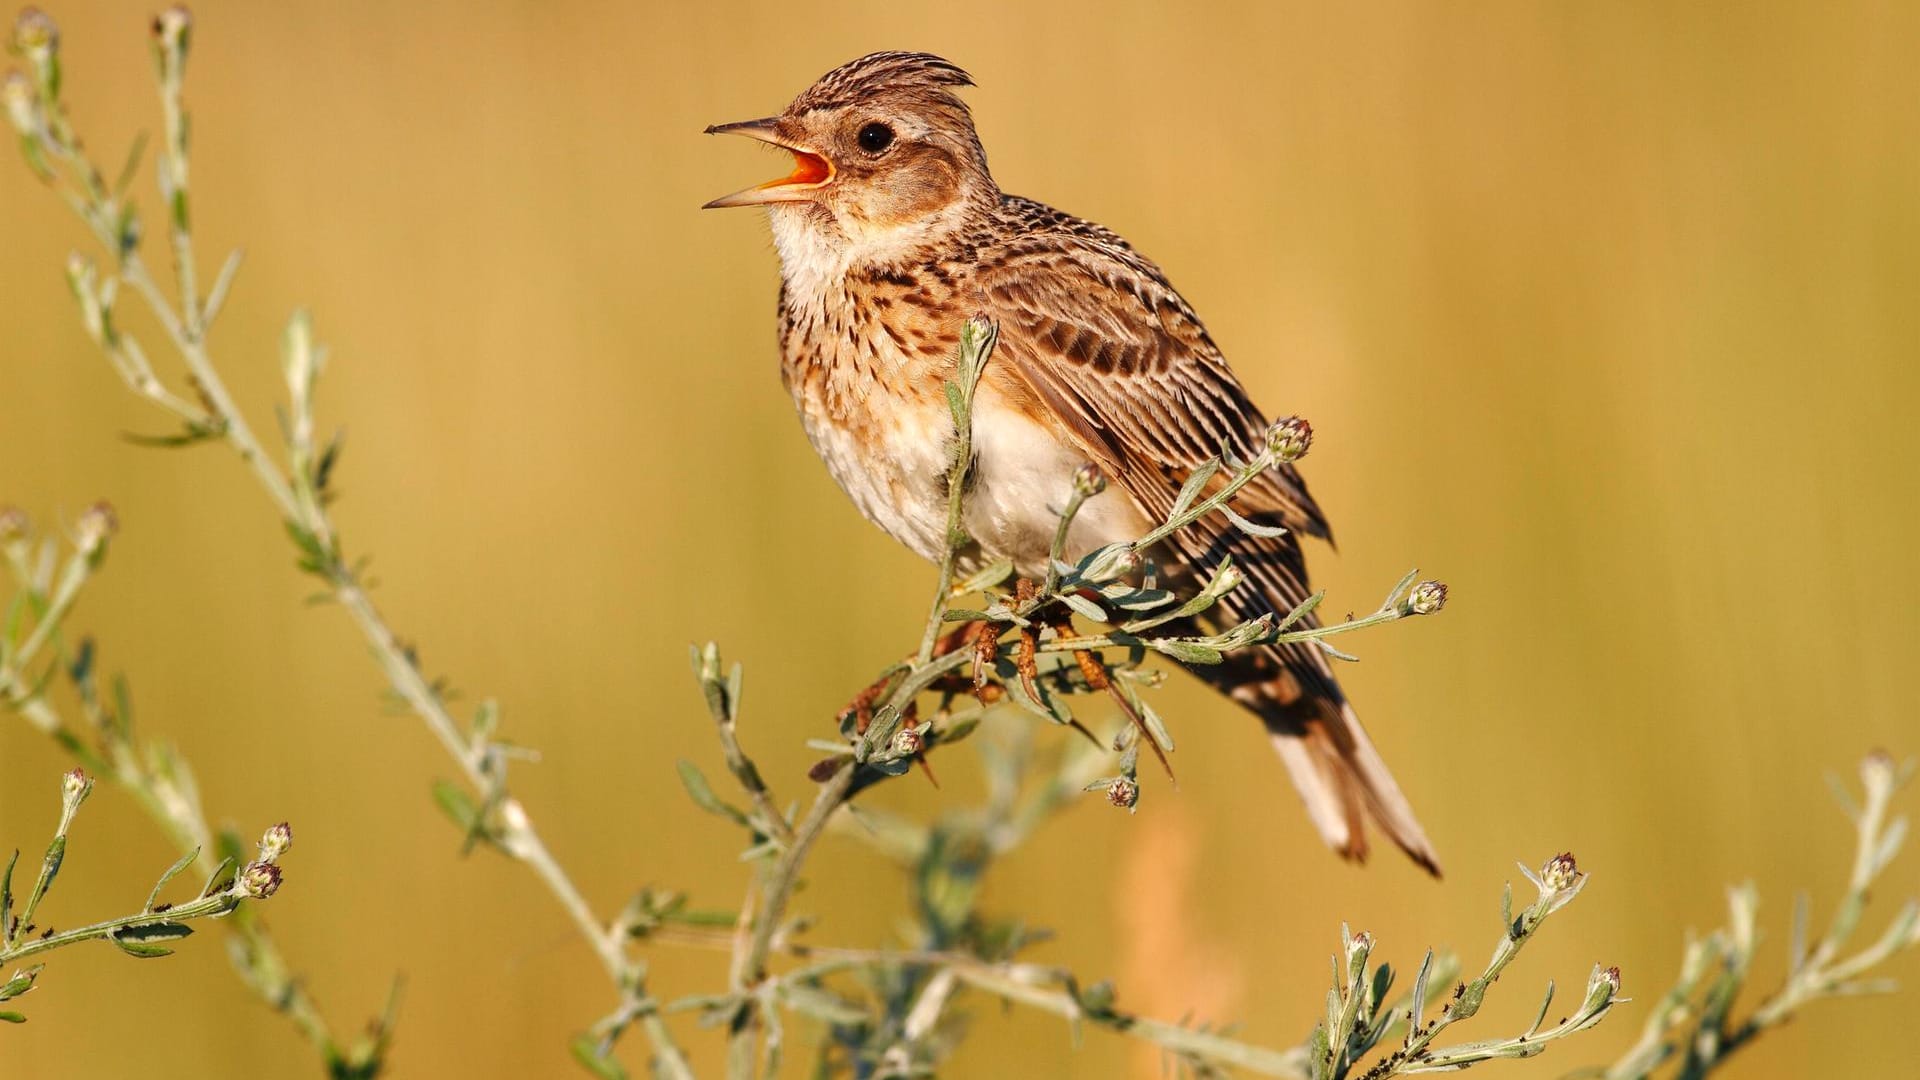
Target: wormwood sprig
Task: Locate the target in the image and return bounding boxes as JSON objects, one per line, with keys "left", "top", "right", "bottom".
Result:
{"left": 0, "top": 504, "right": 393, "bottom": 1073}
{"left": 1595, "top": 753, "right": 1920, "bottom": 1080}
{"left": 1307, "top": 853, "right": 1618, "bottom": 1079}
{"left": 0, "top": 773, "right": 294, "bottom": 1024}
{"left": 6, "top": 11, "right": 691, "bottom": 1075}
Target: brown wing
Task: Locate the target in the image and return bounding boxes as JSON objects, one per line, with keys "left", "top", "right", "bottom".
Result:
{"left": 977, "top": 201, "right": 1440, "bottom": 873}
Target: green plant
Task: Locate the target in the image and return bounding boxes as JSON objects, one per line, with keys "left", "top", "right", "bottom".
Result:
{"left": 0, "top": 504, "right": 395, "bottom": 1075}
{"left": 4, "top": 8, "right": 1915, "bottom": 1080}
{"left": 0, "top": 762, "right": 295, "bottom": 1025}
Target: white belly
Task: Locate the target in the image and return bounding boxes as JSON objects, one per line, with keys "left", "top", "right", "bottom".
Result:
{"left": 796, "top": 378, "right": 1151, "bottom": 577}
{"left": 965, "top": 384, "right": 1153, "bottom": 576}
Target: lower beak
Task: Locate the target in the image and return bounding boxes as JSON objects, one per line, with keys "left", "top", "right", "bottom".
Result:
{"left": 702, "top": 117, "right": 835, "bottom": 209}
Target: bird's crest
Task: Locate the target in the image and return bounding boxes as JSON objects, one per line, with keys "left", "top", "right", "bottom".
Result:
{"left": 789, "top": 51, "right": 975, "bottom": 114}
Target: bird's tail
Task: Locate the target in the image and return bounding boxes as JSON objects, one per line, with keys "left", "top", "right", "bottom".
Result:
{"left": 1199, "top": 646, "right": 1442, "bottom": 875}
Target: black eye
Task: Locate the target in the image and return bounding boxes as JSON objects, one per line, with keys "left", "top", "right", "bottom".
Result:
{"left": 857, "top": 122, "right": 895, "bottom": 153}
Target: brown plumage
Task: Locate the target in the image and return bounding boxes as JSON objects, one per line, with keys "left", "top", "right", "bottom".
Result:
{"left": 705, "top": 52, "right": 1439, "bottom": 874}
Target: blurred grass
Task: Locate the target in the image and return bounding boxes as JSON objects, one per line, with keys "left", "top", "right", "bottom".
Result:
{"left": 2, "top": 1, "right": 1917, "bottom": 1076}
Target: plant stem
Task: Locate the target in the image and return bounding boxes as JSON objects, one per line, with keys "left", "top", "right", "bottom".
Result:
{"left": 914, "top": 318, "right": 995, "bottom": 666}
{"left": 728, "top": 762, "right": 857, "bottom": 1078}
{"left": 0, "top": 883, "right": 241, "bottom": 966}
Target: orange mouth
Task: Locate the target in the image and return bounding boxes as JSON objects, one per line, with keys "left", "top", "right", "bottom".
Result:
{"left": 778, "top": 148, "right": 832, "bottom": 188}
{"left": 702, "top": 118, "right": 835, "bottom": 208}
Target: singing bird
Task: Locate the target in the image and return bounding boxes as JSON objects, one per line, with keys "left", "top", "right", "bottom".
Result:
{"left": 704, "top": 52, "right": 1439, "bottom": 873}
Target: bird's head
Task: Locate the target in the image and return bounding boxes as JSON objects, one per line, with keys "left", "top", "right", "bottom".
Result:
{"left": 703, "top": 52, "right": 996, "bottom": 265}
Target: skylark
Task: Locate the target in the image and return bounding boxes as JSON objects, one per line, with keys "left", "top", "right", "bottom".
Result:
{"left": 704, "top": 52, "right": 1439, "bottom": 873}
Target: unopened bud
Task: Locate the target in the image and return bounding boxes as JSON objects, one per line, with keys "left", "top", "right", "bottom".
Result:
{"left": 11, "top": 9, "right": 57, "bottom": 68}
{"left": 1406, "top": 580, "right": 1448, "bottom": 616}
{"left": 889, "top": 726, "right": 923, "bottom": 758}
{"left": 1106, "top": 776, "right": 1139, "bottom": 810}
{"left": 151, "top": 6, "right": 192, "bottom": 65}
{"left": 1584, "top": 964, "right": 1622, "bottom": 1010}
{"left": 74, "top": 500, "right": 116, "bottom": 559}
{"left": 1072, "top": 462, "right": 1107, "bottom": 498}
{"left": 240, "top": 860, "right": 282, "bottom": 899}
{"left": 1542, "top": 852, "right": 1579, "bottom": 892}
{"left": 65, "top": 253, "right": 108, "bottom": 341}
{"left": 0, "top": 505, "right": 26, "bottom": 544}
{"left": 257, "top": 822, "right": 293, "bottom": 862}
{"left": 58, "top": 767, "right": 92, "bottom": 828}
{"left": 2, "top": 69, "right": 35, "bottom": 135}
{"left": 1861, "top": 749, "right": 1900, "bottom": 801}
{"left": 1266, "top": 415, "right": 1313, "bottom": 463}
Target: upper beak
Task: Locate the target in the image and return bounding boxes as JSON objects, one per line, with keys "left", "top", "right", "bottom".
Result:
{"left": 702, "top": 117, "right": 835, "bottom": 209}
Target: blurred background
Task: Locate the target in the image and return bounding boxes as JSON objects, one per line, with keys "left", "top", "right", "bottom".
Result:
{"left": 3, "top": 1, "right": 1917, "bottom": 1076}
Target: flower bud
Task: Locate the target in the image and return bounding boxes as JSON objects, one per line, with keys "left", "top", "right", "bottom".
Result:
{"left": 1861, "top": 749, "right": 1900, "bottom": 802}
{"left": 257, "top": 821, "right": 293, "bottom": 863}
{"left": 11, "top": 9, "right": 57, "bottom": 69}
{"left": 58, "top": 767, "right": 92, "bottom": 828}
{"left": 2, "top": 69, "right": 35, "bottom": 135}
{"left": 1583, "top": 964, "right": 1622, "bottom": 1011}
{"left": 149, "top": 6, "right": 191, "bottom": 91}
{"left": 1265, "top": 415, "right": 1313, "bottom": 463}
{"left": 151, "top": 6, "right": 192, "bottom": 67}
{"left": 1106, "top": 776, "right": 1139, "bottom": 810}
{"left": 1071, "top": 462, "right": 1107, "bottom": 498}
{"left": 240, "top": 860, "right": 282, "bottom": 899}
{"left": 74, "top": 500, "right": 116, "bottom": 559}
{"left": 1407, "top": 580, "right": 1448, "bottom": 616}
{"left": 1542, "top": 851, "right": 1579, "bottom": 892}
{"left": 0, "top": 505, "right": 26, "bottom": 544}
{"left": 889, "top": 726, "right": 923, "bottom": 758}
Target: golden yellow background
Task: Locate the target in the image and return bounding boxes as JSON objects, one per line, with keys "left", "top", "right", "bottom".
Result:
{"left": 3, "top": 1, "right": 1917, "bottom": 1076}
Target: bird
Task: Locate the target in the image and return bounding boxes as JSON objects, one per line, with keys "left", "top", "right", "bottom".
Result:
{"left": 703, "top": 51, "right": 1440, "bottom": 874}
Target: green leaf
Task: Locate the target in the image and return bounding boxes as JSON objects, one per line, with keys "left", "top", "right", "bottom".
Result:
{"left": 146, "top": 846, "right": 201, "bottom": 912}
{"left": 1221, "top": 504, "right": 1288, "bottom": 539}
{"left": 0, "top": 1011, "right": 24, "bottom": 1023}
{"left": 198, "top": 852, "right": 236, "bottom": 899}
{"left": 114, "top": 130, "right": 149, "bottom": 196}
{"left": 1153, "top": 640, "right": 1223, "bottom": 665}
{"left": 431, "top": 780, "right": 483, "bottom": 835}
{"left": 115, "top": 921, "right": 194, "bottom": 943}
{"left": 108, "top": 932, "right": 177, "bottom": 959}
{"left": 1, "top": 848, "right": 17, "bottom": 934}
{"left": 944, "top": 382, "right": 965, "bottom": 427}
{"left": 674, "top": 760, "right": 718, "bottom": 811}
{"left": 18, "top": 134, "right": 54, "bottom": 182}
{"left": 1275, "top": 591, "right": 1325, "bottom": 631}
{"left": 952, "top": 558, "right": 1014, "bottom": 595}
{"left": 569, "top": 1034, "right": 629, "bottom": 1080}
{"left": 778, "top": 983, "right": 869, "bottom": 1025}
{"left": 1168, "top": 459, "right": 1220, "bottom": 521}
{"left": 1060, "top": 592, "right": 1108, "bottom": 623}
{"left": 675, "top": 762, "right": 749, "bottom": 827}
{"left": 23, "top": 836, "right": 66, "bottom": 926}
{"left": 1136, "top": 696, "right": 1175, "bottom": 754}
{"left": 0, "top": 965, "right": 40, "bottom": 1002}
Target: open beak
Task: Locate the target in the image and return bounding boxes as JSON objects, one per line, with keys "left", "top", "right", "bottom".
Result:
{"left": 702, "top": 117, "right": 834, "bottom": 209}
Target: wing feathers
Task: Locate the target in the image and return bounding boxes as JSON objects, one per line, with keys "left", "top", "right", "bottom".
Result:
{"left": 979, "top": 194, "right": 1433, "bottom": 872}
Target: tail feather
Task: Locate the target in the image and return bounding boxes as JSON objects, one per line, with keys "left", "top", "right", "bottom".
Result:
{"left": 1214, "top": 652, "right": 1442, "bottom": 876}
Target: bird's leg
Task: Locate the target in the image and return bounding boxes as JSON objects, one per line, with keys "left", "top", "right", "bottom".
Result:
{"left": 971, "top": 619, "right": 1001, "bottom": 699}
{"left": 1014, "top": 579, "right": 1042, "bottom": 701}
{"left": 836, "top": 670, "right": 895, "bottom": 737}
{"left": 1047, "top": 607, "right": 1174, "bottom": 779}
{"left": 836, "top": 621, "right": 983, "bottom": 735}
